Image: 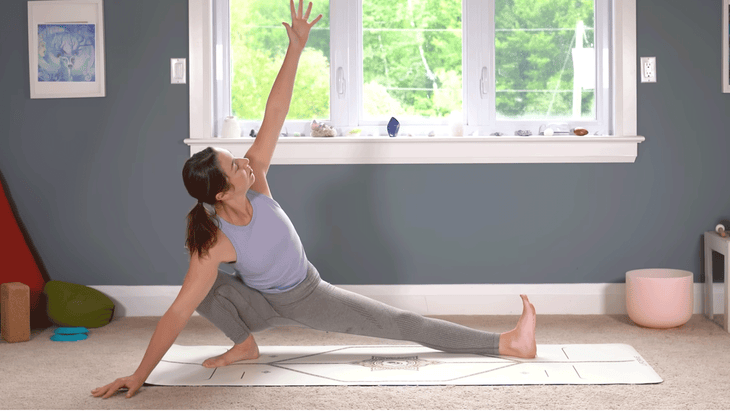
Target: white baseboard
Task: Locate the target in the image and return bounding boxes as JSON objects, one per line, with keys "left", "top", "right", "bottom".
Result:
{"left": 88, "top": 283, "right": 726, "bottom": 318}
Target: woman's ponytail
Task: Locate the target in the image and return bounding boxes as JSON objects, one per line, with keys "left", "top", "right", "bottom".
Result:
{"left": 185, "top": 201, "right": 219, "bottom": 258}
{"left": 181, "top": 147, "right": 231, "bottom": 258}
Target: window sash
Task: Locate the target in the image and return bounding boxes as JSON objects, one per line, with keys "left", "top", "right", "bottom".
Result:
{"left": 464, "top": 0, "right": 611, "bottom": 134}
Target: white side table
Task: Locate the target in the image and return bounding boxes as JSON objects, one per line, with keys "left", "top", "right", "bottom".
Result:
{"left": 703, "top": 231, "right": 730, "bottom": 332}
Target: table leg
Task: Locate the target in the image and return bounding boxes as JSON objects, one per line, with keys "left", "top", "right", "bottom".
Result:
{"left": 725, "top": 242, "right": 730, "bottom": 331}
{"left": 705, "top": 239, "right": 713, "bottom": 320}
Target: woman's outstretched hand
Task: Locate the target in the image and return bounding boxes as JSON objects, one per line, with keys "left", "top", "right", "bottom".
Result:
{"left": 91, "top": 374, "right": 144, "bottom": 399}
{"left": 283, "top": 0, "right": 322, "bottom": 51}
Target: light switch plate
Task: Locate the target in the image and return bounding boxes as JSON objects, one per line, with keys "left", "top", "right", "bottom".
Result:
{"left": 171, "top": 58, "right": 186, "bottom": 84}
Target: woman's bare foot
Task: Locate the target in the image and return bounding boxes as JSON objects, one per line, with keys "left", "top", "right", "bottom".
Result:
{"left": 499, "top": 295, "right": 537, "bottom": 358}
{"left": 202, "top": 334, "right": 260, "bottom": 368}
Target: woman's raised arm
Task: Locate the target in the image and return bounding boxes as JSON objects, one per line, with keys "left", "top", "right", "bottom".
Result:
{"left": 245, "top": 0, "right": 322, "bottom": 174}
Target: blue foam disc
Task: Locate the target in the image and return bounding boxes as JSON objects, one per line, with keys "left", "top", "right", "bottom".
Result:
{"left": 51, "top": 333, "right": 88, "bottom": 342}
{"left": 54, "top": 327, "right": 89, "bottom": 335}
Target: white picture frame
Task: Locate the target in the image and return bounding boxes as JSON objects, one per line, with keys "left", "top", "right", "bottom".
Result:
{"left": 724, "top": 0, "right": 730, "bottom": 93}
{"left": 27, "top": 0, "right": 105, "bottom": 99}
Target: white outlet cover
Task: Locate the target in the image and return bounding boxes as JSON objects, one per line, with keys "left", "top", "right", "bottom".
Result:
{"left": 640, "top": 57, "right": 656, "bottom": 83}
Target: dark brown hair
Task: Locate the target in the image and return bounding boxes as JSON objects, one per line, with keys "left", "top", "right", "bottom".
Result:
{"left": 181, "top": 147, "right": 231, "bottom": 258}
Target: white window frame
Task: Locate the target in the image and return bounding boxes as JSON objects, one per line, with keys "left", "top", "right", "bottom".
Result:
{"left": 186, "top": 0, "right": 643, "bottom": 164}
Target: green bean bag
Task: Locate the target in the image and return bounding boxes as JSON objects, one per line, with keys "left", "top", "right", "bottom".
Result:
{"left": 44, "top": 281, "right": 115, "bottom": 328}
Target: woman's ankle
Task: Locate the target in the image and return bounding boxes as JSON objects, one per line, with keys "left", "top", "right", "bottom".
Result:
{"left": 233, "top": 334, "right": 259, "bottom": 353}
{"left": 498, "top": 330, "right": 514, "bottom": 356}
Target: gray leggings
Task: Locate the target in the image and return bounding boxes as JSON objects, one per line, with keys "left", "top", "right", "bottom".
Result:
{"left": 195, "top": 262, "right": 500, "bottom": 355}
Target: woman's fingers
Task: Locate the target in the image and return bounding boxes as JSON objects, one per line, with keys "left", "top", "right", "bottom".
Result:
{"left": 309, "top": 13, "right": 322, "bottom": 26}
{"left": 126, "top": 387, "right": 138, "bottom": 398}
{"left": 103, "top": 389, "right": 117, "bottom": 399}
{"left": 304, "top": 1, "right": 312, "bottom": 20}
{"left": 102, "top": 382, "right": 119, "bottom": 399}
{"left": 290, "top": 0, "right": 317, "bottom": 24}
{"left": 290, "top": 0, "right": 303, "bottom": 19}
{"left": 91, "top": 383, "right": 110, "bottom": 397}
{"left": 91, "top": 379, "right": 127, "bottom": 399}
{"left": 283, "top": 0, "right": 320, "bottom": 47}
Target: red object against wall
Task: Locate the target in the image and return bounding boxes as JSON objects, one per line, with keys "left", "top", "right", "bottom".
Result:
{"left": 0, "top": 179, "right": 50, "bottom": 329}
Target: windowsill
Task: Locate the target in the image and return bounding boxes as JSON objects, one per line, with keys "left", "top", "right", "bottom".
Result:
{"left": 184, "top": 135, "right": 645, "bottom": 164}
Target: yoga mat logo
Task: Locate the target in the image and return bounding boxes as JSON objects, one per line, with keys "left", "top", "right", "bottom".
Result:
{"left": 355, "top": 355, "right": 440, "bottom": 371}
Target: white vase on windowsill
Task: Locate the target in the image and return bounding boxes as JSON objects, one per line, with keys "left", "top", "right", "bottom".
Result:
{"left": 449, "top": 111, "right": 464, "bottom": 136}
{"left": 221, "top": 116, "right": 241, "bottom": 138}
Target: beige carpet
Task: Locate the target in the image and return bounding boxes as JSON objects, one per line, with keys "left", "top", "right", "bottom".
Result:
{"left": 1, "top": 313, "right": 729, "bottom": 409}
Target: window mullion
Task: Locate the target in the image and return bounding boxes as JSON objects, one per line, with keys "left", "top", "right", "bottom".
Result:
{"left": 329, "top": 0, "right": 345, "bottom": 128}
{"left": 464, "top": 0, "right": 493, "bottom": 131}
{"left": 329, "top": 0, "right": 359, "bottom": 129}
{"left": 596, "top": 0, "right": 612, "bottom": 135}
{"left": 213, "top": 0, "right": 231, "bottom": 138}
{"left": 486, "top": 0, "right": 496, "bottom": 130}
{"left": 352, "top": 0, "right": 362, "bottom": 128}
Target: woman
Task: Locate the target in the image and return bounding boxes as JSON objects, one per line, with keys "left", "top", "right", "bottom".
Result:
{"left": 92, "top": 0, "right": 536, "bottom": 399}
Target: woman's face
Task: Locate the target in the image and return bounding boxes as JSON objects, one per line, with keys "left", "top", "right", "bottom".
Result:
{"left": 214, "top": 148, "right": 255, "bottom": 201}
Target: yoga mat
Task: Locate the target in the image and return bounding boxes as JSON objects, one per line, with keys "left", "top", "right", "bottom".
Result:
{"left": 145, "top": 344, "right": 663, "bottom": 386}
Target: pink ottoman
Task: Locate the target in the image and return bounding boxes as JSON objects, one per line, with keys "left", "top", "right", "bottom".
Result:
{"left": 626, "top": 268, "right": 694, "bottom": 328}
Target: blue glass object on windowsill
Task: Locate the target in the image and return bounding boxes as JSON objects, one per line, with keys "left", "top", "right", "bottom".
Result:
{"left": 387, "top": 117, "right": 400, "bottom": 137}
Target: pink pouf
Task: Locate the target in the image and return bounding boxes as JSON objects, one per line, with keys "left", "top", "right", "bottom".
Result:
{"left": 626, "top": 268, "right": 694, "bottom": 329}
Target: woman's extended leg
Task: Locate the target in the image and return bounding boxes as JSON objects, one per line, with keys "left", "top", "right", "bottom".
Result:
{"left": 263, "top": 264, "right": 536, "bottom": 358}
{"left": 195, "top": 270, "right": 283, "bottom": 367}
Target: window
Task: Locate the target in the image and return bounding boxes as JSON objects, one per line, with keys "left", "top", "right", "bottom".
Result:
{"left": 187, "top": 0, "right": 643, "bottom": 164}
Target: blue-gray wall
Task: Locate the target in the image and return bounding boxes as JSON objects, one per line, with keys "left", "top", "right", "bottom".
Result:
{"left": 2, "top": 0, "right": 729, "bottom": 286}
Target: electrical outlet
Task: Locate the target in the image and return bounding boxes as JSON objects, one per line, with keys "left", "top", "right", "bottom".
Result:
{"left": 641, "top": 57, "right": 656, "bottom": 83}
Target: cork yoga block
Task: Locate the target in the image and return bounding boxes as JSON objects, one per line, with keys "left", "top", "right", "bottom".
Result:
{"left": 1, "top": 282, "right": 31, "bottom": 343}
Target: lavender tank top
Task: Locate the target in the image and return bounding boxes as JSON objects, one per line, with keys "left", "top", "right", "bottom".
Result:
{"left": 216, "top": 190, "right": 308, "bottom": 293}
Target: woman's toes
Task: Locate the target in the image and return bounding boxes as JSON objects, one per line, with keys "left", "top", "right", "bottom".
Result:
{"left": 202, "top": 353, "right": 228, "bottom": 368}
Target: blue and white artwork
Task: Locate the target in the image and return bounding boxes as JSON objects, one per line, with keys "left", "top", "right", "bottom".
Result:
{"left": 37, "top": 24, "right": 96, "bottom": 82}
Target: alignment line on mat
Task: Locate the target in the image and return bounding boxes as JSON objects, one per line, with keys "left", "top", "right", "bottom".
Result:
{"left": 573, "top": 365, "right": 585, "bottom": 379}
{"left": 274, "top": 347, "right": 356, "bottom": 363}
{"left": 160, "top": 360, "right": 205, "bottom": 366}
{"left": 441, "top": 363, "right": 520, "bottom": 382}
{"left": 268, "top": 364, "right": 347, "bottom": 383}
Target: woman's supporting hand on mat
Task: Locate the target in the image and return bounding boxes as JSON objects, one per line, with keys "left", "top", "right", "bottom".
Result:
{"left": 91, "top": 374, "right": 144, "bottom": 399}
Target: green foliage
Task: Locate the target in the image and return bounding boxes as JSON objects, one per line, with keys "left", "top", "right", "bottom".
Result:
{"left": 230, "top": 0, "right": 330, "bottom": 120}
{"left": 495, "top": 0, "right": 595, "bottom": 119}
{"left": 230, "top": 0, "right": 596, "bottom": 122}
{"left": 361, "top": 0, "right": 462, "bottom": 119}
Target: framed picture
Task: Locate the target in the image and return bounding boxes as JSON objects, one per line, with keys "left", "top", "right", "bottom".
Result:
{"left": 724, "top": 0, "right": 730, "bottom": 93}
{"left": 27, "top": 0, "right": 105, "bottom": 99}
